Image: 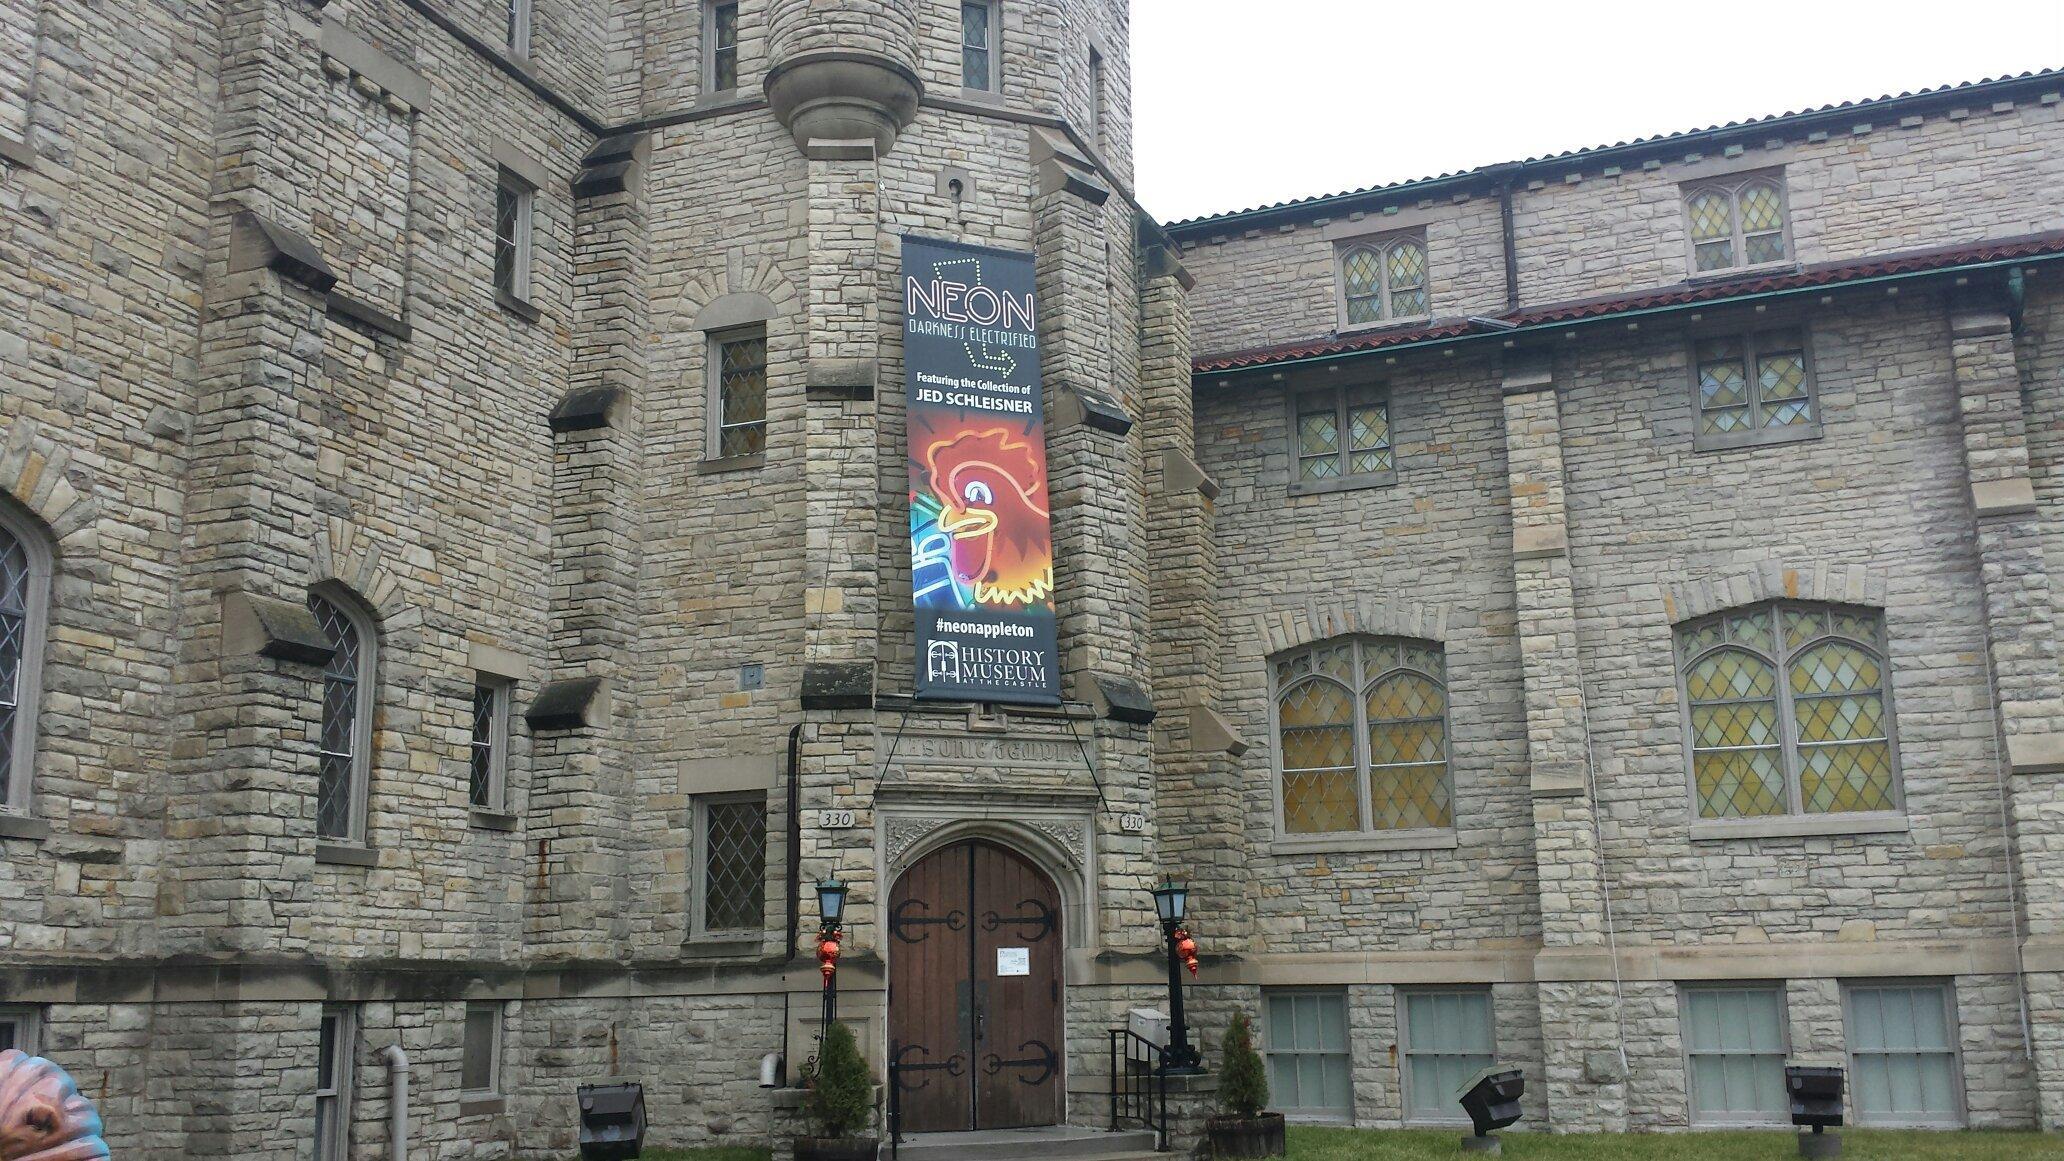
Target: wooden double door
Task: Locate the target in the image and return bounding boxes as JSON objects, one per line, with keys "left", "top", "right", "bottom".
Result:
{"left": 887, "top": 840, "right": 1065, "bottom": 1132}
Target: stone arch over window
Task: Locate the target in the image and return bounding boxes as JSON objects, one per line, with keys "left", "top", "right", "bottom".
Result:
{"left": 1337, "top": 234, "right": 1429, "bottom": 328}
{"left": 1270, "top": 635, "right": 1453, "bottom": 838}
{"left": 0, "top": 497, "right": 52, "bottom": 815}
{"left": 307, "top": 582, "right": 379, "bottom": 842}
{"left": 1675, "top": 600, "right": 1901, "bottom": 823}
{"left": 1250, "top": 596, "right": 1449, "bottom": 659}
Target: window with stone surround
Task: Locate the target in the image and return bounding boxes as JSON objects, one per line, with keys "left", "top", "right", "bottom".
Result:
{"left": 709, "top": 325, "right": 768, "bottom": 459}
{"left": 506, "top": 0, "right": 531, "bottom": 59}
{"left": 0, "top": 1005, "right": 40, "bottom": 1055}
{"left": 1335, "top": 234, "right": 1428, "bottom": 329}
{"left": 309, "top": 587, "right": 378, "bottom": 843}
{"left": 1263, "top": 990, "right": 1353, "bottom": 1122}
{"left": 1087, "top": 47, "right": 1106, "bottom": 146}
{"left": 314, "top": 1005, "right": 357, "bottom": 1161}
{"left": 693, "top": 793, "right": 766, "bottom": 938}
{"left": 1681, "top": 984, "right": 1789, "bottom": 1125}
{"left": 1692, "top": 328, "right": 1818, "bottom": 451}
{"left": 0, "top": 505, "right": 50, "bottom": 816}
{"left": 962, "top": 1, "right": 999, "bottom": 91}
{"left": 1677, "top": 603, "right": 1901, "bottom": 828}
{"left": 1398, "top": 988, "right": 1494, "bottom": 1125}
{"left": 1288, "top": 385, "right": 1393, "bottom": 496}
{"left": 1684, "top": 174, "right": 1790, "bottom": 274}
{"left": 461, "top": 1002, "right": 504, "bottom": 1098}
{"left": 1272, "top": 637, "right": 1452, "bottom": 842}
{"left": 470, "top": 678, "right": 512, "bottom": 813}
{"left": 1844, "top": 981, "right": 1964, "bottom": 1127}
{"left": 705, "top": 2, "right": 739, "bottom": 94}
{"left": 494, "top": 171, "right": 536, "bottom": 310}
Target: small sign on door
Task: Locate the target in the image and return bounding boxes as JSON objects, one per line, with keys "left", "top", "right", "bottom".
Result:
{"left": 996, "top": 947, "right": 1030, "bottom": 976}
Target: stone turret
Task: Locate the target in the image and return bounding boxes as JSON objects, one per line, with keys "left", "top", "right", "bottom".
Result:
{"left": 762, "top": 0, "right": 922, "bottom": 155}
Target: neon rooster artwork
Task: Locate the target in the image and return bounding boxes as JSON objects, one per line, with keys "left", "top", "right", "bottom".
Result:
{"left": 918, "top": 423, "right": 1054, "bottom": 609}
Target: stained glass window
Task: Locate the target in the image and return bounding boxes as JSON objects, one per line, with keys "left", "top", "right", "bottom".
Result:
{"left": 700, "top": 795, "right": 767, "bottom": 933}
{"left": 1694, "top": 329, "right": 1815, "bottom": 442}
{"left": 1293, "top": 387, "right": 1392, "bottom": 487}
{"left": 493, "top": 176, "right": 532, "bottom": 301}
{"left": 1678, "top": 603, "right": 1898, "bottom": 820}
{"left": 470, "top": 682, "right": 506, "bottom": 811}
{"left": 309, "top": 590, "right": 373, "bottom": 841}
{"left": 715, "top": 328, "right": 768, "bottom": 458}
{"left": 1684, "top": 177, "right": 1789, "bottom": 273}
{"left": 1277, "top": 637, "right": 1453, "bottom": 835}
{"left": 0, "top": 522, "right": 29, "bottom": 809}
{"left": 1339, "top": 236, "right": 1430, "bottom": 327}
{"left": 961, "top": 2, "right": 995, "bottom": 91}
{"left": 708, "top": 2, "right": 738, "bottom": 92}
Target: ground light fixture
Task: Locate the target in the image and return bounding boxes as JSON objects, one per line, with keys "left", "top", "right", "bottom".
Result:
{"left": 1454, "top": 1065, "right": 1524, "bottom": 1154}
{"left": 1787, "top": 1064, "right": 1845, "bottom": 1158}
{"left": 1147, "top": 882, "right": 1203, "bottom": 1074}
{"left": 576, "top": 1081, "right": 646, "bottom": 1160}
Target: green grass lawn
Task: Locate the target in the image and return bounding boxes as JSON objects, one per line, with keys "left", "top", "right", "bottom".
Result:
{"left": 613, "top": 1150, "right": 770, "bottom": 1161}
{"left": 1286, "top": 1124, "right": 2064, "bottom": 1160}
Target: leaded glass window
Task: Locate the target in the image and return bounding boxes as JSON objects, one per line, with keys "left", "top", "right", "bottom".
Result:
{"left": 0, "top": 513, "right": 47, "bottom": 814}
{"left": 470, "top": 680, "right": 509, "bottom": 812}
{"left": 1678, "top": 603, "right": 1898, "bottom": 821}
{"left": 713, "top": 327, "right": 768, "bottom": 458}
{"left": 707, "top": 2, "right": 738, "bottom": 92}
{"left": 309, "top": 590, "right": 375, "bottom": 841}
{"left": 506, "top": 0, "right": 530, "bottom": 57}
{"left": 1693, "top": 329, "right": 1816, "bottom": 447}
{"left": 961, "top": 2, "right": 996, "bottom": 91}
{"left": 1275, "top": 637, "right": 1452, "bottom": 837}
{"left": 1292, "top": 386, "right": 1392, "bottom": 491}
{"left": 697, "top": 794, "right": 766, "bottom": 935}
{"left": 1339, "top": 236, "right": 1429, "bottom": 327}
{"left": 493, "top": 175, "right": 533, "bottom": 303}
{"left": 1685, "top": 176, "right": 1789, "bottom": 272}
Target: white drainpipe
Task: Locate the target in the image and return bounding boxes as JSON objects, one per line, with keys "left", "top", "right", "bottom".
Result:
{"left": 381, "top": 1043, "right": 410, "bottom": 1161}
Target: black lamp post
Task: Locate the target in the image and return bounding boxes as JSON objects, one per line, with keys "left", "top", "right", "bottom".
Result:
{"left": 817, "top": 878, "right": 848, "bottom": 1031}
{"left": 1149, "top": 882, "right": 1203, "bottom": 1074}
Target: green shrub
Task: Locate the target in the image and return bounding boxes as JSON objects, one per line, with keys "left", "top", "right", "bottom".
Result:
{"left": 805, "top": 1021, "right": 873, "bottom": 1139}
{"left": 1217, "top": 1011, "right": 1270, "bottom": 1118}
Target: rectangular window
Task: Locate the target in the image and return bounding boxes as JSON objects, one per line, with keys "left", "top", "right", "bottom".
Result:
{"left": 710, "top": 326, "right": 768, "bottom": 459}
{"left": 706, "top": 2, "right": 738, "bottom": 93}
{"left": 1289, "top": 385, "right": 1393, "bottom": 495}
{"left": 506, "top": 0, "right": 531, "bottom": 58}
{"left": 1682, "top": 985, "right": 1789, "bottom": 1125}
{"left": 694, "top": 793, "right": 767, "bottom": 936}
{"left": 1846, "top": 982, "right": 1963, "bottom": 1127}
{"left": 961, "top": 2, "right": 997, "bottom": 91}
{"left": 1087, "top": 48, "right": 1105, "bottom": 144}
{"left": 1399, "top": 989, "right": 1494, "bottom": 1125}
{"left": 461, "top": 1003, "right": 504, "bottom": 1096}
{"left": 0, "top": 1005, "right": 40, "bottom": 1055}
{"left": 1263, "top": 991, "right": 1352, "bottom": 1121}
{"left": 494, "top": 174, "right": 535, "bottom": 306}
{"left": 314, "top": 1006, "right": 356, "bottom": 1161}
{"left": 469, "top": 679, "right": 510, "bottom": 812}
{"left": 1693, "top": 328, "right": 1817, "bottom": 450}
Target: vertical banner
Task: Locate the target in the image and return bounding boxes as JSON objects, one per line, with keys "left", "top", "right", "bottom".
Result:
{"left": 902, "top": 235, "right": 1061, "bottom": 705}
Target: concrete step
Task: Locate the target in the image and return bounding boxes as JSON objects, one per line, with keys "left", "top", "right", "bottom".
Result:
{"left": 889, "top": 1125, "right": 1161, "bottom": 1161}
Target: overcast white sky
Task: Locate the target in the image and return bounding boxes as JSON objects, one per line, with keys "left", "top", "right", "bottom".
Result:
{"left": 1134, "top": 1, "right": 2064, "bottom": 223}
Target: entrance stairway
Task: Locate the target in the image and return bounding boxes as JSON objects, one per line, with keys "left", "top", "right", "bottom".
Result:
{"left": 888, "top": 1125, "right": 1163, "bottom": 1160}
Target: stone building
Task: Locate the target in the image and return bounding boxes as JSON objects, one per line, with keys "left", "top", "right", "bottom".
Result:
{"left": 0, "top": 0, "right": 2062, "bottom": 1150}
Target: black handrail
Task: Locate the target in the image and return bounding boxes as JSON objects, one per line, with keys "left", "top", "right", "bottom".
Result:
{"left": 1107, "top": 1028, "right": 1170, "bottom": 1152}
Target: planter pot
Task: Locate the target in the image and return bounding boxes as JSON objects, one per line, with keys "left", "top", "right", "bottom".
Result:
{"left": 1204, "top": 1113, "right": 1286, "bottom": 1159}
{"left": 795, "top": 1136, "right": 879, "bottom": 1161}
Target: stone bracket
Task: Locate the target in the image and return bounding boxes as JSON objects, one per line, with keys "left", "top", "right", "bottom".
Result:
{"left": 806, "top": 358, "right": 877, "bottom": 402}
{"left": 548, "top": 386, "right": 621, "bottom": 432}
{"left": 1971, "top": 476, "right": 2039, "bottom": 518}
{"left": 0, "top": 133, "right": 34, "bottom": 169}
{"left": 1531, "top": 759, "right": 1587, "bottom": 798}
{"left": 1183, "top": 703, "right": 1248, "bottom": 756}
{"left": 228, "top": 210, "right": 338, "bottom": 295}
{"left": 2007, "top": 732, "right": 2064, "bottom": 774}
{"left": 222, "top": 590, "right": 333, "bottom": 666}
{"left": 573, "top": 132, "right": 646, "bottom": 199}
{"left": 316, "top": 15, "right": 432, "bottom": 112}
{"left": 1157, "top": 451, "right": 1219, "bottom": 501}
{"left": 1076, "top": 673, "right": 1155, "bottom": 725}
{"left": 801, "top": 662, "right": 874, "bottom": 710}
{"left": 1052, "top": 386, "right": 1132, "bottom": 436}
{"left": 326, "top": 290, "right": 412, "bottom": 341}
{"left": 525, "top": 676, "right": 608, "bottom": 731}
{"left": 1031, "top": 127, "right": 1109, "bottom": 205}
{"left": 1512, "top": 525, "right": 1568, "bottom": 561}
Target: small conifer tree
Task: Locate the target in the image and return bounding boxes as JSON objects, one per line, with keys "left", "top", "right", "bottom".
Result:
{"left": 1217, "top": 1011, "right": 1270, "bottom": 1119}
{"left": 806, "top": 1021, "right": 873, "bottom": 1139}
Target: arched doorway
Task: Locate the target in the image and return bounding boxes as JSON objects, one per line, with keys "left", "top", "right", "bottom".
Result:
{"left": 888, "top": 839, "right": 1064, "bottom": 1132}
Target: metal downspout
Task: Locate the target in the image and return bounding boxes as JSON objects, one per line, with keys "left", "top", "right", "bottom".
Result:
{"left": 380, "top": 1044, "right": 409, "bottom": 1161}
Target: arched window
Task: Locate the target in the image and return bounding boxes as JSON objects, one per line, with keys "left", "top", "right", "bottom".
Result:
{"left": 1678, "top": 603, "right": 1898, "bottom": 821}
{"left": 1339, "top": 236, "right": 1429, "bottom": 327}
{"left": 308, "top": 587, "right": 377, "bottom": 842}
{"left": 1274, "top": 637, "right": 1452, "bottom": 836}
{"left": 0, "top": 507, "right": 51, "bottom": 815}
{"left": 1685, "top": 176, "right": 1788, "bottom": 273}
